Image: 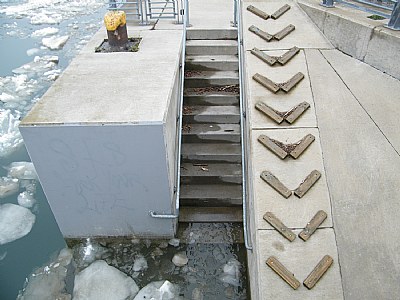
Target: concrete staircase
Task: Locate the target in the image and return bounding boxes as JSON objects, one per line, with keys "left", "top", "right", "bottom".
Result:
{"left": 179, "top": 29, "right": 243, "bottom": 223}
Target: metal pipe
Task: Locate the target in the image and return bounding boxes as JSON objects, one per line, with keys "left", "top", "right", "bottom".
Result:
{"left": 387, "top": 1, "right": 400, "bottom": 29}
{"left": 232, "top": 0, "right": 238, "bottom": 27}
{"left": 185, "top": 0, "right": 190, "bottom": 26}
{"left": 236, "top": 0, "right": 253, "bottom": 251}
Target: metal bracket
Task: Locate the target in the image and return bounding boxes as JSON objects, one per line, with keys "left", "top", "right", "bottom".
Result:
{"left": 149, "top": 211, "right": 178, "bottom": 219}
{"left": 266, "top": 256, "right": 301, "bottom": 290}
{"left": 247, "top": 5, "right": 269, "bottom": 20}
{"left": 271, "top": 4, "right": 291, "bottom": 19}
{"left": 260, "top": 170, "right": 321, "bottom": 198}
{"left": 255, "top": 101, "right": 312, "bottom": 125}
{"left": 253, "top": 72, "right": 304, "bottom": 93}
{"left": 251, "top": 46, "right": 300, "bottom": 66}
{"left": 263, "top": 212, "right": 296, "bottom": 242}
{"left": 303, "top": 255, "right": 333, "bottom": 289}
{"left": 299, "top": 210, "right": 327, "bottom": 241}
{"left": 258, "top": 134, "right": 315, "bottom": 159}
{"left": 248, "top": 24, "right": 295, "bottom": 42}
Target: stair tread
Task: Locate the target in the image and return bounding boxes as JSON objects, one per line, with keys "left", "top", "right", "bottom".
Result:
{"left": 186, "top": 55, "right": 238, "bottom": 63}
{"left": 184, "top": 87, "right": 239, "bottom": 96}
{"left": 186, "top": 39, "right": 237, "bottom": 46}
{"left": 180, "top": 184, "right": 242, "bottom": 199}
{"left": 181, "top": 163, "right": 242, "bottom": 176}
{"left": 182, "top": 143, "right": 241, "bottom": 155}
{"left": 179, "top": 207, "right": 243, "bottom": 223}
{"left": 182, "top": 124, "right": 240, "bottom": 135}
{"left": 185, "top": 70, "right": 239, "bottom": 79}
{"left": 183, "top": 105, "right": 239, "bottom": 116}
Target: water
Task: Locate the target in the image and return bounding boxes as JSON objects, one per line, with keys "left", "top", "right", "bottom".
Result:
{"left": 0, "top": 1, "right": 249, "bottom": 299}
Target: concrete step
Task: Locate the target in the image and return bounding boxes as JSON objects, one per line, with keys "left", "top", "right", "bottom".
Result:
{"left": 180, "top": 184, "right": 242, "bottom": 206}
{"left": 179, "top": 207, "right": 243, "bottom": 223}
{"left": 186, "top": 29, "right": 238, "bottom": 40}
{"left": 184, "top": 94, "right": 239, "bottom": 106}
{"left": 182, "top": 123, "right": 240, "bottom": 143}
{"left": 182, "top": 143, "right": 241, "bottom": 163}
{"left": 183, "top": 106, "right": 240, "bottom": 124}
{"left": 184, "top": 86, "right": 239, "bottom": 97}
{"left": 181, "top": 162, "right": 242, "bottom": 184}
{"left": 186, "top": 40, "right": 238, "bottom": 55}
{"left": 186, "top": 55, "right": 239, "bottom": 71}
{"left": 184, "top": 71, "right": 239, "bottom": 88}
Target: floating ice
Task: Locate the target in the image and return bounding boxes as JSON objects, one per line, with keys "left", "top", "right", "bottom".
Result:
{"left": 0, "top": 203, "right": 36, "bottom": 245}
{"left": 30, "top": 13, "right": 62, "bottom": 25}
{"left": 172, "top": 252, "right": 188, "bottom": 267}
{"left": 168, "top": 238, "right": 180, "bottom": 247}
{"left": 17, "top": 248, "right": 73, "bottom": 300}
{"left": 44, "top": 69, "right": 61, "bottom": 81}
{"left": 0, "top": 92, "right": 16, "bottom": 102}
{"left": 133, "top": 280, "right": 181, "bottom": 300}
{"left": 42, "top": 35, "right": 69, "bottom": 50}
{"left": 73, "top": 260, "right": 139, "bottom": 300}
{"left": 6, "top": 162, "right": 38, "bottom": 180}
{"left": 133, "top": 255, "right": 148, "bottom": 272}
{"left": 18, "top": 191, "right": 36, "bottom": 208}
{"left": 0, "top": 177, "right": 19, "bottom": 198}
{"left": 31, "top": 27, "right": 59, "bottom": 38}
{"left": 0, "top": 109, "right": 23, "bottom": 158}
{"left": 73, "top": 238, "right": 109, "bottom": 268}
{"left": 219, "top": 258, "right": 241, "bottom": 287}
{"left": 26, "top": 48, "right": 40, "bottom": 56}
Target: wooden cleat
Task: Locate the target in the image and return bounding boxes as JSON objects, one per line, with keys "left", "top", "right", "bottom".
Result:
{"left": 249, "top": 25, "right": 273, "bottom": 42}
{"left": 280, "top": 72, "right": 304, "bottom": 93}
{"left": 263, "top": 212, "right": 296, "bottom": 242}
{"left": 260, "top": 171, "right": 292, "bottom": 198}
{"left": 258, "top": 135, "right": 288, "bottom": 159}
{"left": 299, "top": 210, "right": 327, "bottom": 241}
{"left": 255, "top": 102, "right": 284, "bottom": 124}
{"left": 284, "top": 101, "right": 310, "bottom": 124}
{"left": 251, "top": 46, "right": 300, "bottom": 66}
{"left": 294, "top": 170, "right": 321, "bottom": 198}
{"left": 289, "top": 134, "right": 315, "bottom": 159}
{"left": 273, "top": 24, "right": 295, "bottom": 40}
{"left": 271, "top": 4, "right": 291, "bottom": 19}
{"left": 258, "top": 134, "right": 315, "bottom": 159}
{"left": 277, "top": 46, "right": 300, "bottom": 65}
{"left": 255, "top": 101, "right": 310, "bottom": 124}
{"left": 266, "top": 256, "right": 301, "bottom": 290}
{"left": 247, "top": 5, "right": 270, "bottom": 20}
{"left": 253, "top": 72, "right": 304, "bottom": 93}
{"left": 303, "top": 255, "right": 333, "bottom": 289}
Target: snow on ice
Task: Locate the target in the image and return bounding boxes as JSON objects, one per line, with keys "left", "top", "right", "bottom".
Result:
{"left": 73, "top": 260, "right": 139, "bottom": 300}
{"left": 0, "top": 203, "right": 35, "bottom": 245}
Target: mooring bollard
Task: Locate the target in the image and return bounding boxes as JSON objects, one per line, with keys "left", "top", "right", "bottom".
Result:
{"left": 104, "top": 11, "right": 128, "bottom": 47}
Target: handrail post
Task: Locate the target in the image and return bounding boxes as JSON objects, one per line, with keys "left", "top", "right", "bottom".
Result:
{"left": 386, "top": 1, "right": 400, "bottom": 30}
{"left": 232, "top": 0, "right": 238, "bottom": 27}
{"left": 321, "top": 0, "right": 335, "bottom": 7}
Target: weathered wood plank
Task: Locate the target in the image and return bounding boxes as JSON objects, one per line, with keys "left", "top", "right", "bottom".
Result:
{"left": 294, "top": 170, "right": 321, "bottom": 198}
{"left": 290, "top": 134, "right": 315, "bottom": 159}
{"left": 299, "top": 210, "right": 327, "bottom": 241}
{"left": 255, "top": 102, "right": 284, "bottom": 123}
{"left": 273, "top": 24, "right": 295, "bottom": 41}
{"left": 251, "top": 47, "right": 277, "bottom": 66}
{"left": 285, "top": 101, "right": 310, "bottom": 124}
{"left": 266, "top": 256, "right": 301, "bottom": 290}
{"left": 253, "top": 73, "right": 280, "bottom": 93}
{"left": 249, "top": 25, "right": 273, "bottom": 42}
{"left": 263, "top": 212, "right": 296, "bottom": 242}
{"left": 281, "top": 72, "right": 304, "bottom": 93}
{"left": 260, "top": 170, "right": 292, "bottom": 198}
{"left": 271, "top": 4, "right": 291, "bottom": 20}
{"left": 278, "top": 46, "right": 300, "bottom": 65}
{"left": 258, "top": 135, "right": 288, "bottom": 159}
{"left": 303, "top": 255, "right": 334, "bottom": 289}
{"left": 247, "top": 5, "right": 270, "bottom": 20}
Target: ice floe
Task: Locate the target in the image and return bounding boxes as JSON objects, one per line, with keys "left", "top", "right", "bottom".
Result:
{"left": 17, "top": 248, "right": 74, "bottom": 300}
{"left": 0, "top": 110, "right": 23, "bottom": 158}
{"left": 73, "top": 260, "right": 139, "bottom": 300}
{"left": 17, "top": 191, "right": 36, "bottom": 208}
{"left": 0, "top": 203, "right": 35, "bottom": 245}
{"left": 26, "top": 48, "right": 40, "bottom": 56}
{"left": 42, "top": 35, "right": 69, "bottom": 50}
{"left": 172, "top": 252, "right": 188, "bottom": 267}
{"left": 219, "top": 258, "right": 241, "bottom": 287}
{"left": 73, "top": 238, "right": 109, "bottom": 268}
{"left": 0, "top": 176, "right": 19, "bottom": 198}
{"left": 134, "top": 280, "right": 181, "bottom": 300}
{"left": 168, "top": 238, "right": 180, "bottom": 247}
{"left": 133, "top": 255, "right": 148, "bottom": 272}
{"left": 6, "top": 161, "right": 38, "bottom": 180}
{"left": 31, "top": 27, "right": 59, "bottom": 38}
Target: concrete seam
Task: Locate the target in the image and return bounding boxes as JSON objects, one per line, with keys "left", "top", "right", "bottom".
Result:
{"left": 320, "top": 50, "right": 400, "bottom": 158}
{"left": 305, "top": 49, "right": 346, "bottom": 300}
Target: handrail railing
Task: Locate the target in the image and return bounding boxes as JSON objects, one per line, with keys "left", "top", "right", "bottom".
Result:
{"left": 236, "top": 0, "right": 253, "bottom": 251}
{"left": 149, "top": 0, "right": 188, "bottom": 219}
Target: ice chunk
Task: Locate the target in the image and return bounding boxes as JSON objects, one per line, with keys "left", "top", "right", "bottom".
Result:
{"left": 172, "top": 252, "right": 188, "bottom": 267}
{"left": 0, "top": 177, "right": 19, "bottom": 198}
{"left": 26, "top": 48, "right": 40, "bottom": 56}
{"left": 168, "top": 238, "right": 180, "bottom": 247}
{"left": 42, "top": 35, "right": 69, "bottom": 50}
{"left": 73, "top": 238, "right": 109, "bottom": 268}
{"left": 133, "top": 255, "right": 148, "bottom": 272}
{"left": 18, "top": 191, "right": 36, "bottom": 208}
{"left": 0, "top": 109, "right": 23, "bottom": 158}
{"left": 0, "top": 203, "right": 35, "bottom": 245}
{"left": 219, "top": 258, "right": 241, "bottom": 287}
{"left": 6, "top": 162, "right": 38, "bottom": 180}
{"left": 31, "top": 13, "right": 62, "bottom": 25}
{"left": 134, "top": 280, "right": 181, "bottom": 300}
{"left": 32, "top": 27, "right": 59, "bottom": 38}
{"left": 0, "top": 93, "right": 16, "bottom": 102}
{"left": 73, "top": 260, "right": 139, "bottom": 300}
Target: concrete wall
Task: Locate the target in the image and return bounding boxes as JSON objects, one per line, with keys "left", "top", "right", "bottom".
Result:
{"left": 298, "top": 0, "right": 400, "bottom": 79}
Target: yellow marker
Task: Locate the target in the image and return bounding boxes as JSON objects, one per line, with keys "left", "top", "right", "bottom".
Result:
{"left": 104, "top": 11, "right": 127, "bottom": 31}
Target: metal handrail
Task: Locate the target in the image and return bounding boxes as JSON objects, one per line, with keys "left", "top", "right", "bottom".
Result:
{"left": 236, "top": 0, "right": 253, "bottom": 251}
{"left": 149, "top": 0, "right": 188, "bottom": 219}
